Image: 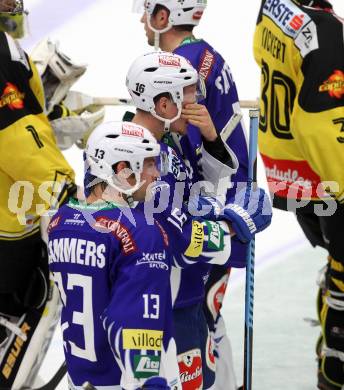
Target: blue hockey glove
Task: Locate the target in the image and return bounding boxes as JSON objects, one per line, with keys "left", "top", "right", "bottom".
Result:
{"left": 186, "top": 195, "right": 223, "bottom": 220}
{"left": 220, "top": 185, "right": 272, "bottom": 243}
{"left": 141, "top": 377, "right": 169, "bottom": 389}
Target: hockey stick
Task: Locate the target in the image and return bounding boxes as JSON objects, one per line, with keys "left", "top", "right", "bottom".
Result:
{"left": 239, "top": 100, "right": 259, "bottom": 109}
{"left": 243, "top": 108, "right": 259, "bottom": 390}
{"left": 63, "top": 91, "right": 132, "bottom": 113}
{"left": 30, "top": 362, "right": 67, "bottom": 390}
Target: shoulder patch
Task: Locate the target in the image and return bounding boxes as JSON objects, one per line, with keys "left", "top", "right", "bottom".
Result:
{"left": 94, "top": 216, "right": 137, "bottom": 255}
{"left": 294, "top": 20, "right": 319, "bottom": 57}
{"left": 263, "top": 0, "right": 311, "bottom": 39}
{"left": 199, "top": 49, "right": 215, "bottom": 81}
{"left": 47, "top": 215, "right": 61, "bottom": 234}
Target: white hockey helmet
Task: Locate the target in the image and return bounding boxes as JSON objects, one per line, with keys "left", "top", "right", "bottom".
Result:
{"left": 134, "top": 0, "right": 206, "bottom": 27}
{"left": 0, "top": 0, "right": 27, "bottom": 38}
{"left": 126, "top": 51, "right": 198, "bottom": 130}
{"left": 85, "top": 121, "right": 160, "bottom": 195}
{"left": 133, "top": 0, "right": 207, "bottom": 49}
{"left": 31, "top": 38, "right": 87, "bottom": 114}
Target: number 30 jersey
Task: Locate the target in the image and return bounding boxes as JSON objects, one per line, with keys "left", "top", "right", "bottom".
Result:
{"left": 48, "top": 200, "right": 180, "bottom": 389}
{"left": 254, "top": 0, "right": 344, "bottom": 208}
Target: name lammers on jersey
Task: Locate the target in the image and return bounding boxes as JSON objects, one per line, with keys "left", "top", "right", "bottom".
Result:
{"left": 48, "top": 238, "right": 106, "bottom": 269}
{"left": 262, "top": 27, "right": 286, "bottom": 62}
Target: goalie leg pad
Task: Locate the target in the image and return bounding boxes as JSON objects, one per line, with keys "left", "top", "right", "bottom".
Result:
{"left": 318, "top": 256, "right": 344, "bottom": 389}
{"left": 0, "top": 279, "right": 61, "bottom": 389}
{"left": 0, "top": 235, "right": 60, "bottom": 389}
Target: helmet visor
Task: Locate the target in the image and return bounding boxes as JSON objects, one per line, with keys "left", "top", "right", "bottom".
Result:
{"left": 183, "top": 79, "right": 207, "bottom": 105}
{"left": 0, "top": 0, "right": 28, "bottom": 39}
{"left": 196, "top": 78, "right": 206, "bottom": 102}
{"left": 155, "top": 151, "right": 169, "bottom": 177}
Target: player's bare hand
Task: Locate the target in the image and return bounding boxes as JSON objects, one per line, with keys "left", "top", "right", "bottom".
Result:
{"left": 181, "top": 103, "right": 217, "bottom": 141}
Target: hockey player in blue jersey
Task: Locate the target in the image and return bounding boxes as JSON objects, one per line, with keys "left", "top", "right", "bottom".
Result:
{"left": 125, "top": 51, "right": 271, "bottom": 389}
{"left": 134, "top": 2, "right": 249, "bottom": 387}
{"left": 50, "top": 116, "right": 270, "bottom": 389}
{"left": 48, "top": 121, "right": 182, "bottom": 390}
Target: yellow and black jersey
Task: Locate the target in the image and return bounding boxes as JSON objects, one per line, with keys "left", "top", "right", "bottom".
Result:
{"left": 0, "top": 32, "right": 76, "bottom": 241}
{"left": 254, "top": 0, "right": 344, "bottom": 208}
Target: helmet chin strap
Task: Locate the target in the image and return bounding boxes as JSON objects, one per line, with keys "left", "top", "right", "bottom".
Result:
{"left": 146, "top": 11, "right": 172, "bottom": 51}
{"left": 154, "top": 31, "right": 160, "bottom": 51}
{"left": 150, "top": 103, "right": 183, "bottom": 133}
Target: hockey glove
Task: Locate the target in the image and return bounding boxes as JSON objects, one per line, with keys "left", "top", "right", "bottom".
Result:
{"left": 49, "top": 102, "right": 105, "bottom": 150}
{"left": 141, "top": 377, "right": 169, "bottom": 390}
{"left": 220, "top": 185, "right": 272, "bottom": 243}
{"left": 187, "top": 195, "right": 223, "bottom": 220}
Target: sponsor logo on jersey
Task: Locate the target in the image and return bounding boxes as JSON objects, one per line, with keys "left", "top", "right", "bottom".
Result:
{"left": 185, "top": 220, "right": 204, "bottom": 258}
{"left": 155, "top": 219, "right": 169, "bottom": 246}
{"left": 159, "top": 55, "right": 181, "bottom": 67}
{"left": 205, "top": 221, "right": 224, "bottom": 251}
{"left": 95, "top": 217, "right": 137, "bottom": 255}
{"left": 47, "top": 216, "right": 61, "bottom": 234}
{"left": 199, "top": 49, "right": 214, "bottom": 81}
{"left": 136, "top": 251, "right": 169, "bottom": 271}
{"left": 261, "top": 154, "right": 325, "bottom": 199}
{"left": 64, "top": 213, "right": 85, "bottom": 226}
{"left": 263, "top": 0, "right": 309, "bottom": 38}
{"left": 289, "top": 13, "right": 304, "bottom": 30}
{"left": 122, "top": 123, "right": 144, "bottom": 137}
{"left": 1, "top": 322, "right": 31, "bottom": 380}
{"left": 178, "top": 349, "right": 203, "bottom": 389}
{"left": 294, "top": 20, "right": 319, "bottom": 57}
{"left": 319, "top": 70, "right": 344, "bottom": 99}
{"left": 133, "top": 355, "right": 161, "bottom": 379}
{"left": 0, "top": 82, "right": 25, "bottom": 110}
{"left": 122, "top": 329, "right": 163, "bottom": 351}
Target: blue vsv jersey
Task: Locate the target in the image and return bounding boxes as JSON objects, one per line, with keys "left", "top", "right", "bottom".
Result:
{"left": 48, "top": 199, "right": 180, "bottom": 390}
{"left": 146, "top": 142, "right": 232, "bottom": 308}
{"left": 174, "top": 38, "right": 249, "bottom": 267}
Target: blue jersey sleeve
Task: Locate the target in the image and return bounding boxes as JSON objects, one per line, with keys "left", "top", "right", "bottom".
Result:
{"left": 175, "top": 40, "right": 249, "bottom": 200}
